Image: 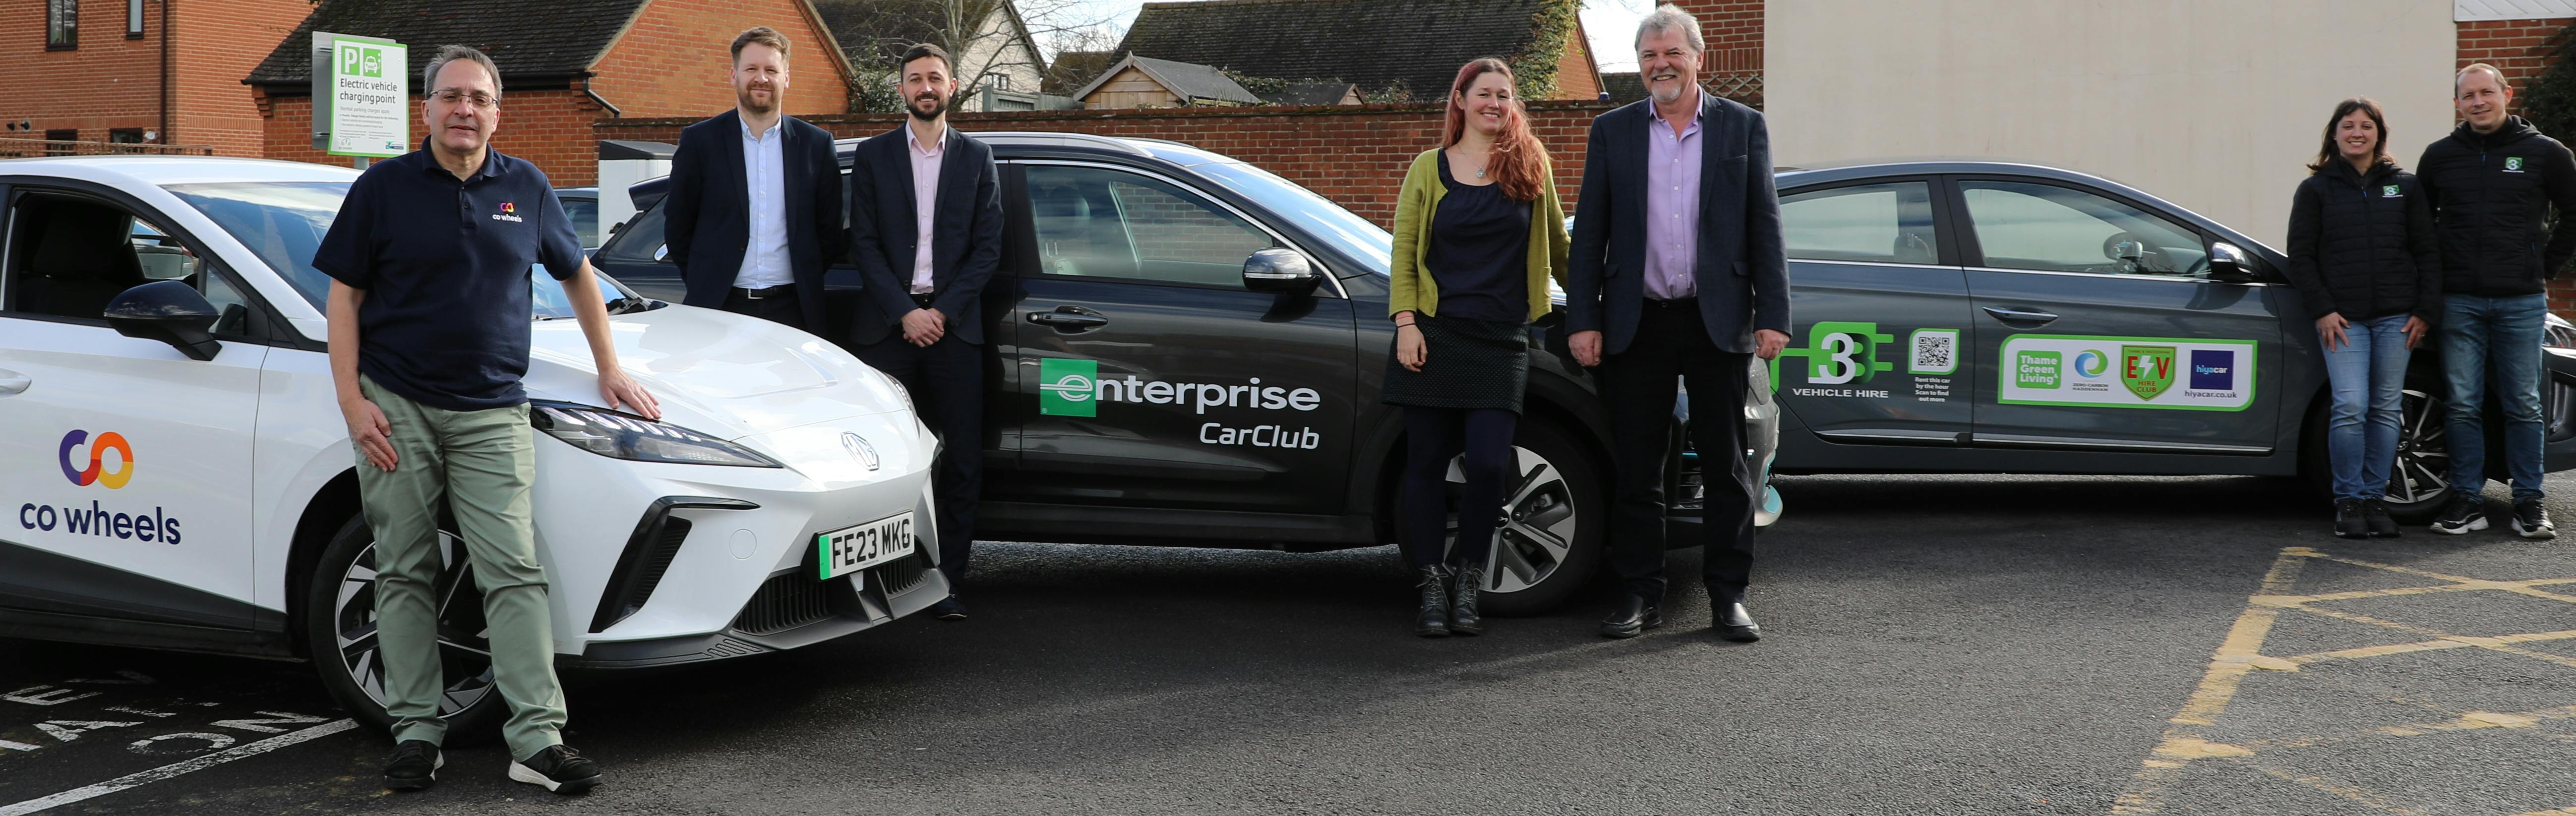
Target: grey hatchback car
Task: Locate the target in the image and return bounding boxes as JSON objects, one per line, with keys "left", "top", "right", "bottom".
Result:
{"left": 1761, "top": 161, "right": 2576, "bottom": 521}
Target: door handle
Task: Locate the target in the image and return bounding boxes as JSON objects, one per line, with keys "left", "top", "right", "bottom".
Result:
{"left": 1027, "top": 307, "right": 1109, "bottom": 329}
{"left": 0, "top": 369, "right": 26, "bottom": 395}
{"left": 1981, "top": 306, "right": 2059, "bottom": 325}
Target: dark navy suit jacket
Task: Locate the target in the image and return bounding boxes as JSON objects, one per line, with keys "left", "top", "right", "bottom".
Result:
{"left": 1564, "top": 92, "right": 1790, "bottom": 355}
{"left": 845, "top": 126, "right": 1004, "bottom": 346}
{"left": 660, "top": 110, "right": 846, "bottom": 330}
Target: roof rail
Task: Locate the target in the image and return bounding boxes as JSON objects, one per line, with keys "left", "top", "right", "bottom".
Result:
{"left": 968, "top": 131, "right": 1152, "bottom": 156}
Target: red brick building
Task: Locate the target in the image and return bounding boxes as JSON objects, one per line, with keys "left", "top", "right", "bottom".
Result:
{"left": 241, "top": 0, "right": 858, "bottom": 187}
{"left": 0, "top": 0, "right": 309, "bottom": 156}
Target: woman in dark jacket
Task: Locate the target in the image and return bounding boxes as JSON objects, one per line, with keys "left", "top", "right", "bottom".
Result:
{"left": 2284, "top": 97, "right": 2442, "bottom": 538}
{"left": 1382, "top": 58, "right": 1569, "bottom": 637}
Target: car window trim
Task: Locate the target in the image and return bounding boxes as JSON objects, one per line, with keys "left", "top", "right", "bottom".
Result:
{"left": 1777, "top": 175, "right": 1959, "bottom": 267}
{"left": 1005, "top": 159, "right": 1349, "bottom": 299}
{"left": 0, "top": 182, "right": 299, "bottom": 347}
{"left": 1942, "top": 174, "right": 2237, "bottom": 280}
{"left": 1959, "top": 264, "right": 2276, "bottom": 287}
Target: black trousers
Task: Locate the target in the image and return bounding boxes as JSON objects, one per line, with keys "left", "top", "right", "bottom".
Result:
{"left": 720, "top": 291, "right": 806, "bottom": 332}
{"left": 855, "top": 333, "right": 984, "bottom": 585}
{"left": 1596, "top": 299, "right": 1757, "bottom": 604}
{"left": 1399, "top": 406, "right": 1519, "bottom": 569}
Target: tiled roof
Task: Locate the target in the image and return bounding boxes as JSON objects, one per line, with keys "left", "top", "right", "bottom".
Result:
{"left": 244, "top": 0, "right": 649, "bottom": 88}
{"left": 1257, "top": 82, "right": 1358, "bottom": 106}
{"left": 811, "top": 0, "right": 1038, "bottom": 73}
{"left": 1598, "top": 71, "right": 1644, "bottom": 102}
{"left": 1076, "top": 55, "right": 1260, "bottom": 105}
{"left": 1113, "top": 0, "right": 1576, "bottom": 101}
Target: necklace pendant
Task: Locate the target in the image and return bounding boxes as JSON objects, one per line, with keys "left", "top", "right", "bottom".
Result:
{"left": 1476, "top": 167, "right": 1488, "bottom": 178}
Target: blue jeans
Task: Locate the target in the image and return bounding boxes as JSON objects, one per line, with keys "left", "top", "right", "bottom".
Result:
{"left": 2440, "top": 293, "right": 2548, "bottom": 502}
{"left": 2322, "top": 314, "right": 2412, "bottom": 501}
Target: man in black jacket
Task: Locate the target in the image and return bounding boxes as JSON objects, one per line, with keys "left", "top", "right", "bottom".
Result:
{"left": 847, "top": 43, "right": 1004, "bottom": 618}
{"left": 661, "top": 27, "right": 845, "bottom": 333}
{"left": 2417, "top": 62, "right": 2576, "bottom": 539}
{"left": 1565, "top": 5, "right": 1789, "bottom": 641}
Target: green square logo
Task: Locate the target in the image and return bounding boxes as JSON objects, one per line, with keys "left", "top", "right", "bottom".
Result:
{"left": 1038, "top": 358, "right": 1099, "bottom": 416}
{"left": 2015, "top": 350, "right": 2061, "bottom": 388}
{"left": 2383, "top": 184, "right": 2400, "bottom": 197}
{"left": 337, "top": 43, "right": 386, "bottom": 79}
{"left": 2508, "top": 156, "right": 2526, "bottom": 172}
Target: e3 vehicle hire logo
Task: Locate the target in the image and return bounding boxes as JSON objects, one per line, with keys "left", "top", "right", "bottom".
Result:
{"left": 59, "top": 430, "right": 134, "bottom": 489}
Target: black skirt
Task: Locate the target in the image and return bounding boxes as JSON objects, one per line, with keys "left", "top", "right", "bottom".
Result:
{"left": 1380, "top": 314, "right": 1529, "bottom": 413}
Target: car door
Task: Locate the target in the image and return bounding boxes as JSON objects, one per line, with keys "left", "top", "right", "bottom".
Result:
{"left": 1953, "top": 176, "right": 2284, "bottom": 453}
{"left": 1767, "top": 176, "right": 1978, "bottom": 445}
{"left": 993, "top": 161, "right": 1357, "bottom": 512}
{"left": 0, "top": 184, "right": 264, "bottom": 630}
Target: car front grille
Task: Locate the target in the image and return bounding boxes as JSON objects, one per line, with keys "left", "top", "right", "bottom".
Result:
{"left": 872, "top": 548, "right": 933, "bottom": 596}
{"left": 733, "top": 572, "right": 834, "bottom": 635}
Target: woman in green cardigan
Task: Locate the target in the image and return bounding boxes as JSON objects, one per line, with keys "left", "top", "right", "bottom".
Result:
{"left": 1383, "top": 57, "right": 1571, "bottom": 638}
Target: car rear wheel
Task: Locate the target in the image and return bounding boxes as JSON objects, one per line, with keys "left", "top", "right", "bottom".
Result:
{"left": 1431, "top": 419, "right": 1606, "bottom": 616}
{"left": 303, "top": 514, "right": 504, "bottom": 743}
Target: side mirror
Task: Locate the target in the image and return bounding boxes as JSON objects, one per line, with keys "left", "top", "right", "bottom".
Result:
{"left": 1242, "top": 247, "right": 1320, "bottom": 293}
{"left": 103, "top": 280, "right": 222, "bottom": 361}
{"left": 2208, "top": 241, "right": 2257, "bottom": 284}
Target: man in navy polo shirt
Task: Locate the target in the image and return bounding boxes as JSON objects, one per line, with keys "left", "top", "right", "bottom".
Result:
{"left": 314, "top": 44, "right": 658, "bottom": 796}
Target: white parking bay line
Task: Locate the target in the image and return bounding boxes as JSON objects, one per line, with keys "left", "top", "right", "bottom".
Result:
{"left": 0, "top": 718, "right": 358, "bottom": 816}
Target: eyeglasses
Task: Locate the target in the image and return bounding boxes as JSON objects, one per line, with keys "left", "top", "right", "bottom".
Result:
{"left": 430, "top": 89, "right": 498, "bottom": 110}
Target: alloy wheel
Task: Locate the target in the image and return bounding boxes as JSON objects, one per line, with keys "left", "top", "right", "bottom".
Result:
{"left": 2386, "top": 387, "right": 2451, "bottom": 505}
{"left": 1446, "top": 446, "right": 1580, "bottom": 595}
{"left": 333, "top": 533, "right": 496, "bottom": 718}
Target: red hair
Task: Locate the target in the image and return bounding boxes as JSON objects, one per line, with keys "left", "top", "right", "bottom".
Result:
{"left": 1440, "top": 58, "right": 1549, "bottom": 203}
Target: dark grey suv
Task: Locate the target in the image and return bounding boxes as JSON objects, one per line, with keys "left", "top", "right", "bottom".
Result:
{"left": 594, "top": 132, "right": 1784, "bottom": 615}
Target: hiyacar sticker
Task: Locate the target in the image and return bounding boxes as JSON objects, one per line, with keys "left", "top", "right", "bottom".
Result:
{"left": 1998, "top": 334, "right": 2256, "bottom": 411}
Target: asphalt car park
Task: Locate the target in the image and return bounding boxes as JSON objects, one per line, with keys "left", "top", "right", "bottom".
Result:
{"left": 4, "top": 472, "right": 2574, "bottom": 815}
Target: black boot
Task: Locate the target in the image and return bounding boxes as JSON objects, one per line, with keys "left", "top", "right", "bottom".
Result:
{"left": 1413, "top": 566, "right": 1450, "bottom": 638}
{"left": 2362, "top": 499, "right": 2400, "bottom": 537}
{"left": 2333, "top": 499, "right": 2367, "bottom": 539}
{"left": 1447, "top": 565, "right": 1484, "bottom": 636}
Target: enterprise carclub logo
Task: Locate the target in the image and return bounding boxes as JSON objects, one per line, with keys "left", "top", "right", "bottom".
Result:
{"left": 1037, "top": 357, "right": 1323, "bottom": 418}
{"left": 59, "top": 430, "right": 134, "bottom": 489}
{"left": 493, "top": 201, "right": 524, "bottom": 223}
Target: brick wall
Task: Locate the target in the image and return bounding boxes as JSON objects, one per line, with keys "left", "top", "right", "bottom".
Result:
{"left": 0, "top": 0, "right": 303, "bottom": 156}
{"left": 596, "top": 100, "right": 1630, "bottom": 228}
{"left": 1555, "top": 27, "right": 1600, "bottom": 101}
{"left": 1677, "top": 0, "right": 1762, "bottom": 105}
{"left": 257, "top": 90, "right": 617, "bottom": 186}
{"left": 586, "top": 0, "right": 852, "bottom": 120}
{"left": 2460, "top": 16, "right": 2576, "bottom": 313}
{"left": 172, "top": 0, "right": 305, "bottom": 156}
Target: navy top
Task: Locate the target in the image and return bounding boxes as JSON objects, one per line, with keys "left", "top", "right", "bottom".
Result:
{"left": 313, "top": 143, "right": 583, "bottom": 411}
{"left": 1425, "top": 153, "right": 1531, "bottom": 324}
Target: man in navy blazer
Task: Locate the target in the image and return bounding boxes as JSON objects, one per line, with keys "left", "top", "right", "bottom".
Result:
{"left": 1564, "top": 4, "right": 1791, "bottom": 643}
{"left": 847, "top": 43, "right": 1003, "bottom": 620}
{"left": 661, "top": 27, "right": 845, "bottom": 333}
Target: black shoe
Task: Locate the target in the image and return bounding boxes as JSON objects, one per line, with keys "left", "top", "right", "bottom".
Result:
{"left": 1414, "top": 565, "right": 1451, "bottom": 638}
{"left": 1447, "top": 565, "right": 1484, "bottom": 636}
{"left": 2333, "top": 499, "right": 2367, "bottom": 539}
{"left": 2513, "top": 498, "right": 2556, "bottom": 539}
{"left": 1714, "top": 601, "right": 1762, "bottom": 642}
{"left": 509, "top": 744, "right": 602, "bottom": 795}
{"left": 382, "top": 739, "right": 441, "bottom": 791}
{"left": 929, "top": 595, "right": 966, "bottom": 620}
{"left": 1599, "top": 595, "right": 1662, "bottom": 639}
{"left": 2362, "top": 499, "right": 2400, "bottom": 537}
{"left": 2430, "top": 495, "right": 2488, "bottom": 535}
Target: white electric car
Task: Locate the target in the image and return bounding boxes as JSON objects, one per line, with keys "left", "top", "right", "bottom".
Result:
{"left": 0, "top": 156, "right": 944, "bottom": 738}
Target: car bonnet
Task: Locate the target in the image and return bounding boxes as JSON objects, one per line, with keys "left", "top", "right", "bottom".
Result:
{"left": 523, "top": 305, "right": 911, "bottom": 440}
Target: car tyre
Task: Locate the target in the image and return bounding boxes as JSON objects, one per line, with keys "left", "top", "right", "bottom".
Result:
{"left": 304, "top": 514, "right": 506, "bottom": 744}
{"left": 1432, "top": 419, "right": 1607, "bottom": 617}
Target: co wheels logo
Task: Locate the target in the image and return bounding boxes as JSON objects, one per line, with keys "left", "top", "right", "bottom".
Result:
{"left": 59, "top": 430, "right": 134, "bottom": 489}
{"left": 1039, "top": 358, "right": 1099, "bottom": 417}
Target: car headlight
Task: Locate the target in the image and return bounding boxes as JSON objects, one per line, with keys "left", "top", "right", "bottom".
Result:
{"left": 2547, "top": 313, "right": 2576, "bottom": 350}
{"left": 530, "top": 402, "right": 782, "bottom": 467}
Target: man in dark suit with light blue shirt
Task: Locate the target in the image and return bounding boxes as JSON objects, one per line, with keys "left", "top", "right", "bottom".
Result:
{"left": 1564, "top": 4, "right": 1791, "bottom": 643}
{"left": 847, "top": 42, "right": 1004, "bottom": 621}
{"left": 662, "top": 27, "right": 844, "bottom": 333}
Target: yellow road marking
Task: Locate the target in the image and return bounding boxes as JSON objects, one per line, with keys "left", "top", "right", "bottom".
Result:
{"left": 2109, "top": 547, "right": 2313, "bottom": 815}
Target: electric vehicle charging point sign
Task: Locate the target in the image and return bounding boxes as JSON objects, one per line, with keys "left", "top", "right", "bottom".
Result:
{"left": 1999, "top": 334, "right": 2256, "bottom": 411}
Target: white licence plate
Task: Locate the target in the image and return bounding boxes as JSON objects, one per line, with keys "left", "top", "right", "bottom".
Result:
{"left": 816, "top": 512, "right": 915, "bottom": 581}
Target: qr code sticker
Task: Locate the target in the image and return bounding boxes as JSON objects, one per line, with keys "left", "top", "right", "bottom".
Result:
{"left": 1909, "top": 330, "right": 1958, "bottom": 375}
